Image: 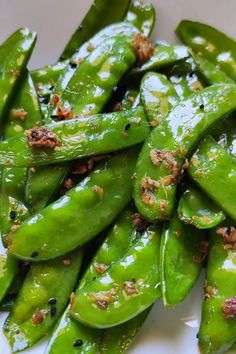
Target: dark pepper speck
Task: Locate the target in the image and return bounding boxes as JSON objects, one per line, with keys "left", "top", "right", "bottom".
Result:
{"left": 73, "top": 339, "right": 83, "bottom": 347}
{"left": 48, "top": 297, "right": 57, "bottom": 305}
{"left": 199, "top": 104, "right": 204, "bottom": 109}
{"left": 9, "top": 211, "right": 16, "bottom": 220}
{"left": 69, "top": 62, "right": 77, "bottom": 69}
{"left": 50, "top": 114, "right": 59, "bottom": 119}
{"left": 31, "top": 251, "right": 39, "bottom": 258}
{"left": 50, "top": 306, "right": 57, "bottom": 317}
{"left": 125, "top": 123, "right": 131, "bottom": 131}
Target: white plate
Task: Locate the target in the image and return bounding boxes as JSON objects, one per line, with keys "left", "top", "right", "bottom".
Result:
{"left": 0, "top": 0, "right": 236, "bottom": 353}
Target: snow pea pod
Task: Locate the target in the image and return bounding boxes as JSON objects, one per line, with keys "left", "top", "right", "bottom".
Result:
{"left": 128, "top": 45, "right": 189, "bottom": 77}
{"left": 191, "top": 53, "right": 234, "bottom": 85}
{"left": 4, "top": 249, "right": 83, "bottom": 352}
{"left": 48, "top": 36, "right": 137, "bottom": 120}
{"left": 0, "top": 28, "right": 36, "bottom": 126}
{"left": 134, "top": 84, "right": 236, "bottom": 221}
{"left": 60, "top": 0, "right": 132, "bottom": 60}
{"left": 70, "top": 226, "right": 161, "bottom": 328}
{"left": 0, "top": 242, "right": 18, "bottom": 302}
{"left": 178, "top": 186, "right": 225, "bottom": 229}
{"left": 25, "top": 163, "right": 70, "bottom": 213}
{"left": 160, "top": 212, "right": 206, "bottom": 307}
{"left": 198, "top": 223, "right": 236, "bottom": 354}
{"left": 188, "top": 136, "right": 236, "bottom": 222}
{"left": 0, "top": 107, "right": 149, "bottom": 167}
{"left": 140, "top": 72, "right": 179, "bottom": 126}
{"left": 8, "top": 148, "right": 140, "bottom": 261}
{"left": 176, "top": 20, "right": 236, "bottom": 82}
{"left": 126, "top": 0, "right": 156, "bottom": 37}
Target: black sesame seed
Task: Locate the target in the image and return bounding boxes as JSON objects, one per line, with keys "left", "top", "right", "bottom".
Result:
{"left": 50, "top": 306, "right": 57, "bottom": 317}
{"left": 31, "top": 251, "right": 39, "bottom": 258}
{"left": 31, "top": 130, "right": 38, "bottom": 137}
{"left": 196, "top": 332, "right": 199, "bottom": 339}
{"left": 49, "top": 85, "right": 54, "bottom": 91}
{"left": 189, "top": 71, "right": 195, "bottom": 78}
{"left": 69, "top": 62, "right": 77, "bottom": 69}
{"left": 39, "top": 96, "right": 49, "bottom": 105}
{"left": 73, "top": 339, "right": 83, "bottom": 347}
{"left": 48, "top": 297, "right": 57, "bottom": 305}
{"left": 199, "top": 104, "right": 204, "bottom": 110}
{"left": 9, "top": 211, "right": 16, "bottom": 220}
{"left": 125, "top": 123, "right": 131, "bottom": 131}
{"left": 50, "top": 114, "right": 59, "bottom": 119}
{"left": 136, "top": 226, "right": 146, "bottom": 234}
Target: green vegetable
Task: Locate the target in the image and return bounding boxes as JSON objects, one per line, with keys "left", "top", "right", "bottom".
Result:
{"left": 0, "top": 28, "right": 36, "bottom": 125}
{"left": 70, "top": 226, "right": 161, "bottom": 328}
{"left": 0, "top": 107, "right": 149, "bottom": 167}
{"left": 60, "top": 0, "right": 132, "bottom": 60}
{"left": 4, "top": 249, "right": 83, "bottom": 352}
{"left": 140, "top": 72, "right": 179, "bottom": 125}
{"left": 198, "top": 223, "right": 236, "bottom": 354}
{"left": 160, "top": 211, "right": 206, "bottom": 306}
{"left": 188, "top": 136, "right": 236, "bottom": 222}
{"left": 126, "top": 0, "right": 156, "bottom": 36}
{"left": 178, "top": 186, "right": 225, "bottom": 229}
{"left": 134, "top": 84, "right": 236, "bottom": 221}
{"left": 8, "top": 148, "right": 140, "bottom": 261}
{"left": 176, "top": 20, "right": 236, "bottom": 82}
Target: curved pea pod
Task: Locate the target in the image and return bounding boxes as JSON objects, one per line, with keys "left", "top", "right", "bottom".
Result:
{"left": 178, "top": 187, "right": 225, "bottom": 229}
{"left": 160, "top": 212, "right": 207, "bottom": 307}
{"left": 25, "top": 163, "right": 70, "bottom": 212}
{"left": 140, "top": 72, "right": 179, "bottom": 126}
{"left": 198, "top": 223, "right": 236, "bottom": 354}
{"left": 8, "top": 148, "right": 140, "bottom": 261}
{"left": 128, "top": 45, "right": 189, "bottom": 77}
{"left": 191, "top": 53, "right": 234, "bottom": 86}
{"left": 0, "top": 107, "right": 149, "bottom": 167}
{"left": 60, "top": 0, "right": 132, "bottom": 60}
{"left": 46, "top": 208, "right": 138, "bottom": 354}
{"left": 134, "top": 84, "right": 236, "bottom": 222}
{"left": 0, "top": 246, "right": 18, "bottom": 302}
{"left": 176, "top": 20, "right": 236, "bottom": 82}
{"left": 166, "top": 57, "right": 203, "bottom": 99}
{"left": 188, "top": 136, "right": 236, "bottom": 222}
{"left": 3, "top": 249, "right": 83, "bottom": 352}
{"left": 126, "top": 0, "right": 156, "bottom": 37}
{"left": 48, "top": 36, "right": 137, "bottom": 120}
{"left": 0, "top": 28, "right": 36, "bottom": 125}
{"left": 70, "top": 226, "right": 162, "bottom": 328}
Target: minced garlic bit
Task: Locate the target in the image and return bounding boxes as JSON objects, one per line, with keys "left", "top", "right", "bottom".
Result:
{"left": 93, "top": 185, "right": 104, "bottom": 200}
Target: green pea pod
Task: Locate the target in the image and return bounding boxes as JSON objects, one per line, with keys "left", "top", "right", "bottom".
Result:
{"left": 178, "top": 187, "right": 225, "bottom": 229}
{"left": 70, "top": 226, "right": 161, "bottom": 328}
{"left": 4, "top": 249, "right": 83, "bottom": 352}
{"left": 0, "top": 107, "right": 149, "bottom": 167}
{"left": 176, "top": 20, "right": 236, "bottom": 82}
{"left": 128, "top": 45, "right": 189, "bottom": 77}
{"left": 198, "top": 223, "right": 236, "bottom": 354}
{"left": 160, "top": 212, "right": 206, "bottom": 307}
{"left": 46, "top": 208, "right": 142, "bottom": 354}
{"left": 60, "top": 0, "right": 132, "bottom": 60}
{"left": 166, "top": 58, "right": 203, "bottom": 99}
{"left": 0, "top": 28, "right": 36, "bottom": 126}
{"left": 126, "top": 0, "right": 156, "bottom": 37}
{"left": 25, "top": 163, "right": 70, "bottom": 213}
{"left": 191, "top": 53, "right": 234, "bottom": 85}
{"left": 140, "top": 72, "right": 179, "bottom": 125}
{"left": 188, "top": 136, "right": 236, "bottom": 222}
{"left": 9, "top": 148, "right": 140, "bottom": 261}
{"left": 134, "top": 84, "right": 236, "bottom": 222}
{"left": 0, "top": 243, "right": 18, "bottom": 302}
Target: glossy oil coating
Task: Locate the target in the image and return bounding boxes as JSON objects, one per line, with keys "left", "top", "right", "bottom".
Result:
{"left": 126, "top": 0, "right": 155, "bottom": 37}
{"left": 4, "top": 249, "right": 83, "bottom": 352}
{"left": 140, "top": 72, "right": 179, "bottom": 124}
{"left": 0, "top": 28, "right": 36, "bottom": 125}
{"left": 160, "top": 212, "right": 206, "bottom": 306}
{"left": 188, "top": 136, "right": 236, "bottom": 221}
{"left": 60, "top": 0, "right": 132, "bottom": 60}
{"left": 0, "top": 107, "right": 149, "bottom": 167}
{"left": 8, "top": 148, "right": 139, "bottom": 261}
{"left": 178, "top": 187, "right": 225, "bottom": 229}
{"left": 199, "top": 224, "right": 236, "bottom": 354}
{"left": 176, "top": 20, "right": 236, "bottom": 82}
{"left": 70, "top": 226, "right": 161, "bottom": 328}
{"left": 134, "top": 84, "right": 236, "bottom": 221}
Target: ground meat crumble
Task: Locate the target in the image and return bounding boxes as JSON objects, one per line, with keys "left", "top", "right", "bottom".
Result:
{"left": 132, "top": 33, "right": 155, "bottom": 64}
{"left": 26, "top": 127, "right": 61, "bottom": 149}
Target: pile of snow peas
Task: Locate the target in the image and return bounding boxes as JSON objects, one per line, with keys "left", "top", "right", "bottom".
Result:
{"left": 1, "top": 0, "right": 236, "bottom": 353}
